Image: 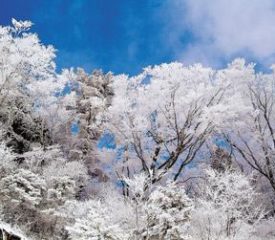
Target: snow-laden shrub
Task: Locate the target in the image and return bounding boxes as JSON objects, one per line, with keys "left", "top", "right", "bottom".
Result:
{"left": 0, "top": 168, "right": 46, "bottom": 208}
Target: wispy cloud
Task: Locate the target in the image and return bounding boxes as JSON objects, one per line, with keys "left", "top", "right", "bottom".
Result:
{"left": 159, "top": 0, "right": 275, "bottom": 67}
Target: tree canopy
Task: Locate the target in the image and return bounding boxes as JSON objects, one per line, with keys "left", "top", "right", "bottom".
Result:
{"left": 0, "top": 19, "right": 274, "bottom": 240}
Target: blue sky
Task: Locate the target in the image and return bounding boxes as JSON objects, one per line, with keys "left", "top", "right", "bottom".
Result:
{"left": 1, "top": 0, "right": 275, "bottom": 74}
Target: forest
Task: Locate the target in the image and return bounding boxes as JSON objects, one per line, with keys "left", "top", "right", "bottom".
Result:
{"left": 0, "top": 19, "right": 274, "bottom": 240}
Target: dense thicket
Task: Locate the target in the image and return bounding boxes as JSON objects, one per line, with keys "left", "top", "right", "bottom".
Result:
{"left": 0, "top": 19, "right": 274, "bottom": 240}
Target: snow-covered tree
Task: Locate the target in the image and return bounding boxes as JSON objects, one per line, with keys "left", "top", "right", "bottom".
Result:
{"left": 66, "top": 174, "right": 193, "bottom": 240}
{"left": 0, "top": 141, "right": 15, "bottom": 172}
{"left": 143, "top": 181, "right": 193, "bottom": 240}
{"left": 189, "top": 167, "right": 263, "bottom": 240}
{"left": 70, "top": 69, "right": 113, "bottom": 171}
{"left": 0, "top": 19, "right": 60, "bottom": 152}
{"left": 108, "top": 63, "right": 229, "bottom": 184}
{"left": 66, "top": 200, "right": 128, "bottom": 240}
{"left": 225, "top": 70, "right": 275, "bottom": 193}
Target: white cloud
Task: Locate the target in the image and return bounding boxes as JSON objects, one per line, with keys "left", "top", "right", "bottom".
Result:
{"left": 160, "top": 0, "right": 275, "bottom": 67}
